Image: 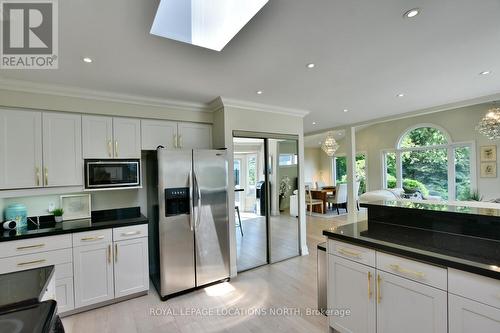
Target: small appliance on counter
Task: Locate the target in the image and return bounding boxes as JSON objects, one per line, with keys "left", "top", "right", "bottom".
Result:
{"left": 4, "top": 203, "right": 27, "bottom": 231}
{"left": 2, "top": 220, "right": 17, "bottom": 230}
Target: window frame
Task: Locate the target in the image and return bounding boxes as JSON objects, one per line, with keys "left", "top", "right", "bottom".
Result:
{"left": 331, "top": 151, "right": 368, "bottom": 193}
{"left": 381, "top": 124, "right": 476, "bottom": 201}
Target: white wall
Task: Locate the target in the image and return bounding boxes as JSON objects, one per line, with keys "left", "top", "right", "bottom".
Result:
{"left": 307, "top": 102, "right": 500, "bottom": 200}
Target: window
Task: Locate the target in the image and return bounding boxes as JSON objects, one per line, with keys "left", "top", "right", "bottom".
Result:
{"left": 279, "top": 154, "right": 298, "bottom": 166}
{"left": 333, "top": 154, "right": 367, "bottom": 195}
{"left": 247, "top": 155, "right": 257, "bottom": 188}
{"left": 383, "top": 125, "right": 475, "bottom": 201}
{"left": 234, "top": 160, "right": 241, "bottom": 186}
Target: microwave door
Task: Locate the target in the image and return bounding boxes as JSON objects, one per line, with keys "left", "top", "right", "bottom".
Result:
{"left": 85, "top": 160, "right": 140, "bottom": 188}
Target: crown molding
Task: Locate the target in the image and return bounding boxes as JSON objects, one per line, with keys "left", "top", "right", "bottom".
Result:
{"left": 0, "top": 77, "right": 210, "bottom": 113}
{"left": 214, "top": 96, "right": 310, "bottom": 117}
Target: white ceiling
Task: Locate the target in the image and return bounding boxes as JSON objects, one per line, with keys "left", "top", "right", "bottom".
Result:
{"left": 1, "top": 0, "right": 500, "bottom": 134}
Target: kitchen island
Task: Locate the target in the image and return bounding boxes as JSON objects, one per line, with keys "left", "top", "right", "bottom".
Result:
{"left": 323, "top": 201, "right": 500, "bottom": 333}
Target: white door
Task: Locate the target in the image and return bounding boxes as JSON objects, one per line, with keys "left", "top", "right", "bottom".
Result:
{"left": 141, "top": 119, "right": 178, "bottom": 150}
{"left": 112, "top": 117, "right": 141, "bottom": 158}
{"left": 73, "top": 242, "right": 114, "bottom": 308}
{"left": 449, "top": 294, "right": 500, "bottom": 333}
{"left": 82, "top": 115, "right": 113, "bottom": 158}
{"left": 328, "top": 255, "right": 376, "bottom": 333}
{"left": 42, "top": 112, "right": 82, "bottom": 186}
{"left": 177, "top": 122, "right": 212, "bottom": 149}
{"left": 377, "top": 270, "right": 447, "bottom": 333}
{"left": 113, "top": 237, "right": 149, "bottom": 298}
{"left": 0, "top": 109, "right": 43, "bottom": 189}
{"left": 55, "top": 277, "right": 75, "bottom": 313}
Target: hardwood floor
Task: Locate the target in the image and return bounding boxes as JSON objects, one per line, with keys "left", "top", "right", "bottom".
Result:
{"left": 62, "top": 214, "right": 349, "bottom": 333}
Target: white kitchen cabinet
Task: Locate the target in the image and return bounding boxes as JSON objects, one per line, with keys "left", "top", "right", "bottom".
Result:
{"left": 55, "top": 277, "right": 75, "bottom": 313}
{"left": 177, "top": 122, "right": 212, "bottom": 149}
{"left": 82, "top": 115, "right": 113, "bottom": 158}
{"left": 42, "top": 112, "right": 82, "bottom": 186}
{"left": 0, "top": 109, "right": 43, "bottom": 189}
{"left": 141, "top": 119, "right": 178, "bottom": 150}
{"left": 328, "top": 255, "right": 376, "bottom": 333}
{"left": 449, "top": 293, "right": 500, "bottom": 333}
{"left": 73, "top": 241, "right": 114, "bottom": 308}
{"left": 376, "top": 270, "right": 447, "bottom": 333}
{"left": 113, "top": 117, "right": 141, "bottom": 158}
{"left": 113, "top": 237, "right": 149, "bottom": 298}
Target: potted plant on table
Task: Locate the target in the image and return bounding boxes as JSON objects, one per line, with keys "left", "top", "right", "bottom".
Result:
{"left": 279, "top": 176, "right": 292, "bottom": 212}
{"left": 53, "top": 208, "right": 64, "bottom": 223}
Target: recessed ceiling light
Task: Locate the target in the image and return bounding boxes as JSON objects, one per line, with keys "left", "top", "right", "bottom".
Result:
{"left": 83, "top": 57, "right": 92, "bottom": 63}
{"left": 343, "top": 109, "right": 349, "bottom": 113}
{"left": 306, "top": 63, "right": 315, "bottom": 69}
{"left": 479, "top": 71, "right": 491, "bottom": 75}
{"left": 256, "top": 90, "right": 263, "bottom": 95}
{"left": 312, "top": 121, "right": 317, "bottom": 125}
{"left": 403, "top": 8, "right": 420, "bottom": 18}
{"left": 397, "top": 93, "right": 405, "bottom": 97}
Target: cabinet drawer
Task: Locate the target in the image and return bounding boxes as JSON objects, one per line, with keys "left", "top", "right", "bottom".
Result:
{"left": 376, "top": 252, "right": 447, "bottom": 290}
{"left": 113, "top": 224, "right": 148, "bottom": 241}
{"left": 72, "top": 229, "right": 112, "bottom": 247}
{"left": 0, "top": 248, "right": 72, "bottom": 274}
{"left": 0, "top": 234, "right": 72, "bottom": 258}
{"left": 449, "top": 268, "right": 500, "bottom": 309}
{"left": 328, "top": 240, "right": 375, "bottom": 267}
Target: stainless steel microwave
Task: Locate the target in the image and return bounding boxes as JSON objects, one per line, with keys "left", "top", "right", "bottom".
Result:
{"left": 84, "top": 159, "right": 140, "bottom": 189}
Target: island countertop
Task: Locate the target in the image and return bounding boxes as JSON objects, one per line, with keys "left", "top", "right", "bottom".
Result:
{"left": 323, "top": 221, "right": 500, "bottom": 280}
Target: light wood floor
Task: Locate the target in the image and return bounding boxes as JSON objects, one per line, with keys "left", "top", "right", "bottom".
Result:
{"left": 62, "top": 215, "right": 349, "bottom": 333}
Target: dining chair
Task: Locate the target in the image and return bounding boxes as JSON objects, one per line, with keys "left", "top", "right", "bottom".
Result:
{"left": 235, "top": 206, "right": 243, "bottom": 236}
{"left": 305, "top": 185, "right": 324, "bottom": 215}
{"left": 329, "top": 183, "right": 347, "bottom": 214}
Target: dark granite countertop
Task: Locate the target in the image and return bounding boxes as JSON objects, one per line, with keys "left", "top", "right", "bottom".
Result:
{"left": 0, "top": 207, "right": 148, "bottom": 242}
{"left": 0, "top": 265, "right": 54, "bottom": 310}
{"left": 323, "top": 221, "right": 500, "bottom": 280}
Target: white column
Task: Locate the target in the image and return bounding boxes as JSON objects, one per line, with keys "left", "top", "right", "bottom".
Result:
{"left": 346, "top": 127, "right": 357, "bottom": 214}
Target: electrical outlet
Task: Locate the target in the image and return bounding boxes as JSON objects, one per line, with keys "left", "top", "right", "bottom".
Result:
{"left": 48, "top": 202, "right": 56, "bottom": 213}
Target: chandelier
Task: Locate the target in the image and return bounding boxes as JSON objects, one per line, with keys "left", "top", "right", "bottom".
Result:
{"left": 321, "top": 132, "right": 340, "bottom": 157}
{"left": 476, "top": 107, "right": 500, "bottom": 140}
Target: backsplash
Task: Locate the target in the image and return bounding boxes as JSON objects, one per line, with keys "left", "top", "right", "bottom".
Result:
{"left": 2, "top": 190, "right": 142, "bottom": 219}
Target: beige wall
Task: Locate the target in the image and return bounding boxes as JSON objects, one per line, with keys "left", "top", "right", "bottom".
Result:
{"left": 216, "top": 105, "right": 307, "bottom": 277}
{"left": 309, "top": 102, "right": 499, "bottom": 200}
{"left": 304, "top": 148, "right": 333, "bottom": 186}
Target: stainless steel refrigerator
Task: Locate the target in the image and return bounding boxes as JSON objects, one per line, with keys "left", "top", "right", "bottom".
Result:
{"left": 146, "top": 148, "right": 230, "bottom": 300}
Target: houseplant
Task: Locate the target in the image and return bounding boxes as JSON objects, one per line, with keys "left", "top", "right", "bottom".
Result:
{"left": 279, "top": 176, "right": 292, "bottom": 212}
{"left": 53, "top": 208, "right": 64, "bottom": 222}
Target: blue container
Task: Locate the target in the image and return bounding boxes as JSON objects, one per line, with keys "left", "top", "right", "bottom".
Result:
{"left": 5, "top": 203, "right": 28, "bottom": 231}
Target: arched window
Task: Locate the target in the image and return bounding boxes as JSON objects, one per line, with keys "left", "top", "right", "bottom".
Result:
{"left": 383, "top": 124, "right": 475, "bottom": 201}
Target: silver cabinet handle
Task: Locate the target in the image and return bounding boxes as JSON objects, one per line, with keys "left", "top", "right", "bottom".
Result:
{"left": 178, "top": 135, "right": 182, "bottom": 148}
{"left": 81, "top": 235, "right": 105, "bottom": 241}
{"left": 17, "top": 243, "right": 45, "bottom": 250}
{"left": 115, "top": 140, "right": 119, "bottom": 157}
{"left": 107, "top": 140, "right": 112, "bottom": 157}
{"left": 107, "top": 244, "right": 111, "bottom": 264}
{"left": 189, "top": 169, "right": 194, "bottom": 231}
{"left": 194, "top": 171, "right": 202, "bottom": 229}
{"left": 44, "top": 167, "right": 48, "bottom": 186}
{"left": 173, "top": 134, "right": 178, "bottom": 148}
{"left": 121, "top": 231, "right": 140, "bottom": 236}
{"left": 115, "top": 243, "right": 118, "bottom": 263}
{"left": 35, "top": 167, "right": 40, "bottom": 186}
{"left": 18, "top": 259, "right": 46, "bottom": 267}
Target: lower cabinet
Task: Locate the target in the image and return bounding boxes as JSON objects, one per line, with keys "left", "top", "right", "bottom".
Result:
{"left": 449, "top": 294, "right": 500, "bottom": 333}
{"left": 73, "top": 241, "right": 114, "bottom": 308}
{"left": 114, "top": 237, "right": 149, "bottom": 298}
{"left": 328, "top": 255, "right": 376, "bottom": 333}
{"left": 55, "top": 277, "right": 75, "bottom": 313}
{"left": 376, "top": 271, "right": 447, "bottom": 333}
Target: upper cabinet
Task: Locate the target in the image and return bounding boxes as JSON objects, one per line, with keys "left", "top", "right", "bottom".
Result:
{"left": 0, "top": 109, "right": 43, "bottom": 189}
{"left": 141, "top": 120, "right": 212, "bottom": 150}
{"left": 42, "top": 112, "right": 83, "bottom": 187}
{"left": 82, "top": 116, "right": 141, "bottom": 158}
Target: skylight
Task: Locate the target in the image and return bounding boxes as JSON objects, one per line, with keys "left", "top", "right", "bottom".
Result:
{"left": 150, "top": 0, "right": 269, "bottom": 51}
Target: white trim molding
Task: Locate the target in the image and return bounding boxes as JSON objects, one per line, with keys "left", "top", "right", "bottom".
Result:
{"left": 212, "top": 96, "right": 310, "bottom": 117}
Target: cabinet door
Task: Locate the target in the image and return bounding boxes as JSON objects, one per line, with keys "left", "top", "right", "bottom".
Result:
{"left": 177, "top": 122, "right": 212, "bottom": 149}
{"left": 377, "top": 270, "right": 447, "bottom": 333}
{"left": 0, "top": 109, "right": 43, "bottom": 189}
{"left": 42, "top": 112, "right": 82, "bottom": 186}
{"left": 73, "top": 242, "right": 114, "bottom": 308}
{"left": 55, "top": 277, "right": 75, "bottom": 313}
{"left": 449, "top": 294, "right": 500, "bottom": 333}
{"left": 82, "top": 115, "right": 113, "bottom": 158}
{"left": 328, "top": 255, "right": 376, "bottom": 333}
{"left": 113, "top": 117, "right": 141, "bottom": 158}
{"left": 113, "top": 237, "right": 149, "bottom": 298}
{"left": 141, "top": 119, "right": 178, "bottom": 150}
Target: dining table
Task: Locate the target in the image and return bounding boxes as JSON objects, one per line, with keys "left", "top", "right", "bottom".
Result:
{"left": 309, "top": 186, "right": 336, "bottom": 213}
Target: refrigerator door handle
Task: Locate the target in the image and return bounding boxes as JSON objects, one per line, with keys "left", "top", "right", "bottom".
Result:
{"left": 194, "top": 171, "right": 202, "bottom": 230}
{"left": 189, "top": 169, "right": 194, "bottom": 231}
